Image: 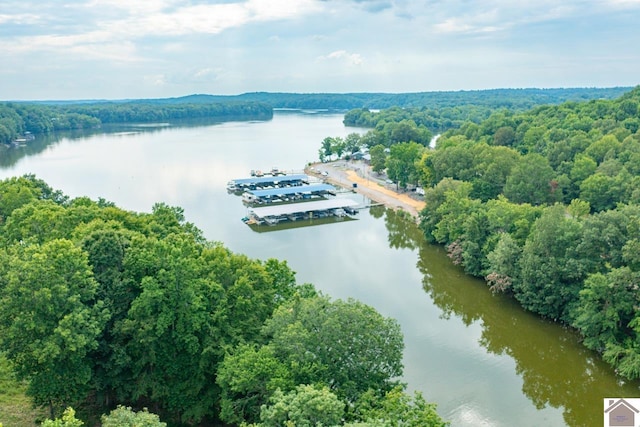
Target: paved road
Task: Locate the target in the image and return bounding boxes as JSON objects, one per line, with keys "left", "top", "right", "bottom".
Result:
{"left": 305, "top": 160, "right": 425, "bottom": 220}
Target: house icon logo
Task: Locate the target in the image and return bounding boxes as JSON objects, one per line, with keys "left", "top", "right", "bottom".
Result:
{"left": 605, "top": 398, "right": 640, "bottom": 426}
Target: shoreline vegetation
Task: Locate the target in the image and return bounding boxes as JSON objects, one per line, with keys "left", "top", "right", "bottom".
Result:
{"left": 317, "top": 85, "right": 640, "bottom": 384}
{"left": 1, "top": 86, "right": 628, "bottom": 147}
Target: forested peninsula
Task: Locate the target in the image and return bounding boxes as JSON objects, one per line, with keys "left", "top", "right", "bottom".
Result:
{"left": 324, "top": 86, "right": 640, "bottom": 381}
{"left": 0, "top": 176, "right": 448, "bottom": 426}
{"left": 0, "top": 101, "right": 273, "bottom": 146}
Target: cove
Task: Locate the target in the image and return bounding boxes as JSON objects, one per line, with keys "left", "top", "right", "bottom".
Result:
{"left": 0, "top": 111, "right": 637, "bottom": 426}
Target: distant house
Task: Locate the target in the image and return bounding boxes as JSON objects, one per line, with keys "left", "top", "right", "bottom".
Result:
{"left": 605, "top": 399, "right": 639, "bottom": 426}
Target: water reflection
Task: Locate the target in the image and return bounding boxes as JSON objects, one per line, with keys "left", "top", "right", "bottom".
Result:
{"left": 247, "top": 216, "right": 357, "bottom": 233}
{"left": 380, "top": 208, "right": 640, "bottom": 426}
{"left": 0, "top": 117, "right": 270, "bottom": 168}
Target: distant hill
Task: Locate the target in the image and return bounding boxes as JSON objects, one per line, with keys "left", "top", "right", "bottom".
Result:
{"left": 143, "top": 88, "right": 635, "bottom": 110}
{"left": 31, "top": 87, "right": 634, "bottom": 111}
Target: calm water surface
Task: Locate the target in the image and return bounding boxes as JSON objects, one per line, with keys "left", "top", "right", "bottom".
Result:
{"left": 1, "top": 112, "right": 638, "bottom": 426}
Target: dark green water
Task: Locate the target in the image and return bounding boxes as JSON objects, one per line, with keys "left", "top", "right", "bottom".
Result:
{"left": 1, "top": 111, "right": 637, "bottom": 426}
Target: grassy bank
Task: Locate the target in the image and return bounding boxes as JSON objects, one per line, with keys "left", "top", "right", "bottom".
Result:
{"left": 0, "top": 354, "right": 46, "bottom": 427}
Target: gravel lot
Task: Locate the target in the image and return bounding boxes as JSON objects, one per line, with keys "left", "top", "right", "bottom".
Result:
{"left": 305, "top": 160, "right": 425, "bottom": 220}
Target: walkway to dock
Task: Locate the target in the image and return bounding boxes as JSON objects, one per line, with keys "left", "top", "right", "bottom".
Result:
{"left": 306, "top": 161, "right": 425, "bottom": 220}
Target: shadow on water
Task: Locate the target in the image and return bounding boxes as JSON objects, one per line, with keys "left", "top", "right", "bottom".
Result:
{"left": 380, "top": 207, "right": 640, "bottom": 427}
{"left": 247, "top": 215, "right": 357, "bottom": 233}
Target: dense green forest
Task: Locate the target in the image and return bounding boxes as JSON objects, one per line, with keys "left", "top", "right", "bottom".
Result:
{"left": 321, "top": 85, "right": 640, "bottom": 380}
{"left": 0, "top": 101, "right": 272, "bottom": 146}
{"left": 0, "top": 175, "right": 448, "bottom": 427}
{"left": 154, "top": 88, "right": 630, "bottom": 110}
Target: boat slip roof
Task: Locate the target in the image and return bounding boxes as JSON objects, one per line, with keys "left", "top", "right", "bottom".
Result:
{"left": 247, "top": 184, "right": 334, "bottom": 198}
{"left": 249, "top": 198, "right": 358, "bottom": 218}
{"left": 231, "top": 174, "right": 308, "bottom": 185}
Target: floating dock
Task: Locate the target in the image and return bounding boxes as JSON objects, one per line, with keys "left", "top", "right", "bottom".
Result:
{"left": 227, "top": 174, "right": 309, "bottom": 192}
{"left": 242, "top": 183, "right": 336, "bottom": 204}
{"left": 246, "top": 198, "right": 359, "bottom": 225}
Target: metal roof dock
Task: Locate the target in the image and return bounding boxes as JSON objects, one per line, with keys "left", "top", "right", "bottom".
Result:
{"left": 248, "top": 198, "right": 359, "bottom": 225}
{"left": 243, "top": 183, "right": 335, "bottom": 204}
{"left": 228, "top": 174, "right": 309, "bottom": 192}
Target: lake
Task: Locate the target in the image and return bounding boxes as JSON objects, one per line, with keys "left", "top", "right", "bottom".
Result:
{"left": 1, "top": 111, "right": 637, "bottom": 426}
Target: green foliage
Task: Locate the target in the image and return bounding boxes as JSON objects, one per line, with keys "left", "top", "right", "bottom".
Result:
{"left": 515, "top": 204, "right": 585, "bottom": 322}
{"left": 0, "top": 175, "right": 441, "bottom": 425}
{"left": 352, "top": 386, "right": 449, "bottom": 427}
{"left": 0, "top": 174, "right": 67, "bottom": 224}
{"left": 385, "top": 142, "right": 425, "bottom": 188}
{"left": 259, "top": 385, "right": 344, "bottom": 427}
{"left": 572, "top": 269, "right": 639, "bottom": 353}
{"left": 41, "top": 407, "right": 84, "bottom": 427}
{"left": 503, "top": 154, "right": 557, "bottom": 205}
{"left": 218, "top": 294, "right": 404, "bottom": 425}
{"left": 265, "top": 296, "right": 404, "bottom": 402}
{"left": 217, "top": 345, "right": 294, "bottom": 424}
{"left": 0, "top": 100, "right": 271, "bottom": 145}
{"left": 101, "top": 406, "right": 166, "bottom": 427}
{"left": 415, "top": 86, "right": 640, "bottom": 380}
{"left": 369, "top": 144, "right": 387, "bottom": 174}
{"left": 0, "top": 239, "right": 108, "bottom": 413}
{"left": 419, "top": 178, "right": 467, "bottom": 243}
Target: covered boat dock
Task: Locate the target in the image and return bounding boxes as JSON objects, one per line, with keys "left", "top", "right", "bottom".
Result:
{"left": 246, "top": 198, "right": 359, "bottom": 225}
{"left": 227, "top": 174, "right": 309, "bottom": 192}
{"left": 242, "top": 183, "right": 336, "bottom": 204}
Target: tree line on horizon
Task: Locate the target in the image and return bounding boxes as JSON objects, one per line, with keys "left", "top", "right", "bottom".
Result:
{"left": 1, "top": 86, "right": 628, "bottom": 147}
{"left": 149, "top": 87, "right": 631, "bottom": 110}
{"left": 0, "top": 101, "right": 273, "bottom": 146}
{"left": 321, "top": 85, "right": 640, "bottom": 381}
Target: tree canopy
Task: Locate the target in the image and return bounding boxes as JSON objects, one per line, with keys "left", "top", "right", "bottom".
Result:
{"left": 415, "top": 85, "right": 640, "bottom": 379}
{"left": 0, "top": 101, "right": 272, "bottom": 145}
{"left": 0, "top": 175, "right": 447, "bottom": 427}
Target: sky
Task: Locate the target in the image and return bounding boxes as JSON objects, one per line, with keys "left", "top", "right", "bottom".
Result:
{"left": 1, "top": 0, "right": 639, "bottom": 100}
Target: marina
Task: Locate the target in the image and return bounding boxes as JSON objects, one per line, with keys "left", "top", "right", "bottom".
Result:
{"left": 243, "top": 198, "right": 360, "bottom": 225}
{"left": 241, "top": 183, "right": 336, "bottom": 205}
{"left": 227, "top": 173, "right": 309, "bottom": 193}
{"left": 229, "top": 168, "right": 361, "bottom": 229}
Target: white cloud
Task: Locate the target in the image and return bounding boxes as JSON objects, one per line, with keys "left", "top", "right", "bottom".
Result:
{"left": 143, "top": 74, "right": 167, "bottom": 86}
{"left": 0, "top": 12, "right": 41, "bottom": 25}
{"left": 604, "top": 0, "right": 640, "bottom": 6}
{"left": 193, "top": 68, "right": 219, "bottom": 79}
{"left": 433, "top": 18, "right": 502, "bottom": 35}
{"left": 0, "top": 0, "right": 638, "bottom": 99}
{"left": 99, "top": 0, "right": 323, "bottom": 38}
{"left": 318, "top": 50, "right": 364, "bottom": 66}
{"left": 430, "top": 2, "right": 579, "bottom": 36}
